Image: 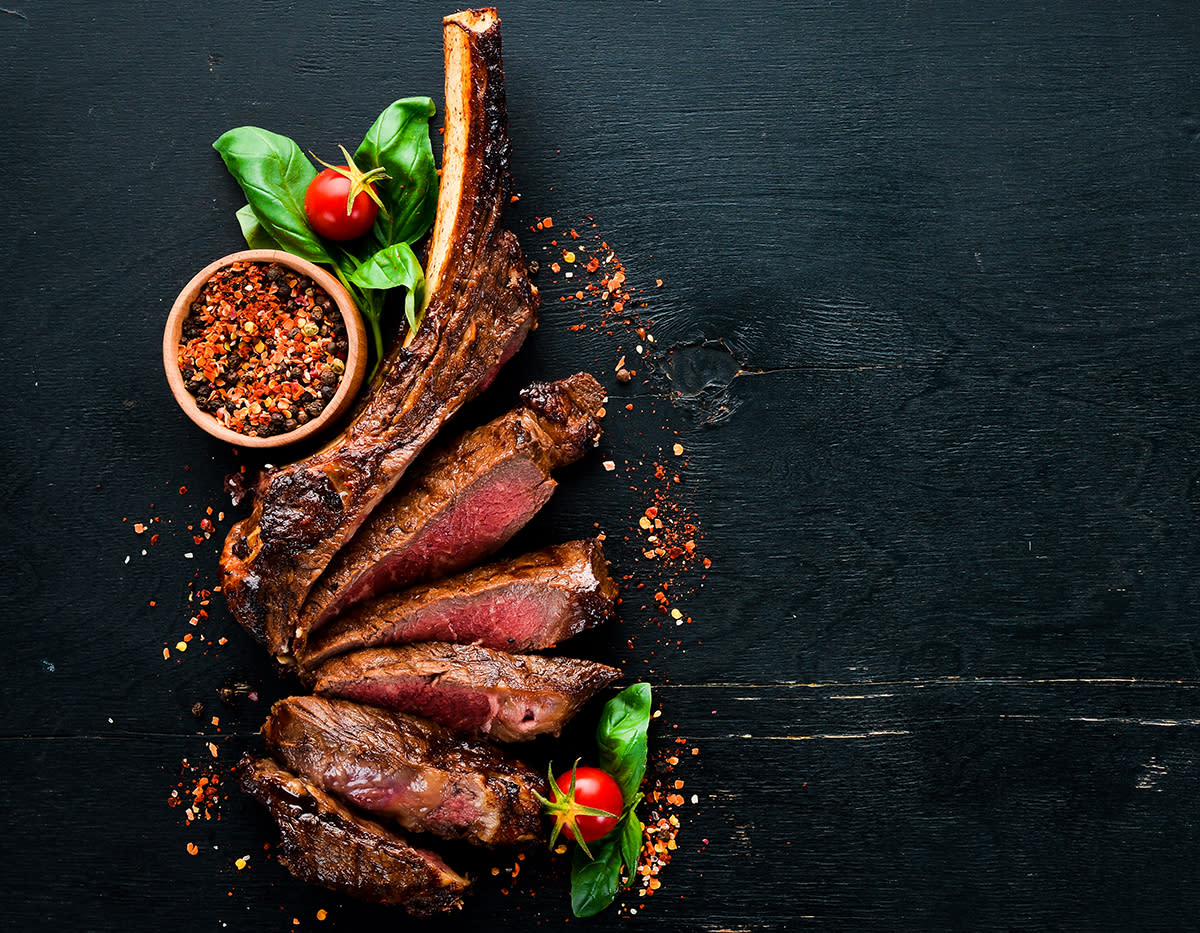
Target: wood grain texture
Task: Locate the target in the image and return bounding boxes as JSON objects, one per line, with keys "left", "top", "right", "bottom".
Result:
{"left": 2, "top": 0, "right": 1200, "bottom": 929}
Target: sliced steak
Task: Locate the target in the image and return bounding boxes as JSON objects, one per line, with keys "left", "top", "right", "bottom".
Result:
{"left": 298, "top": 538, "right": 617, "bottom": 672}
{"left": 221, "top": 9, "right": 537, "bottom": 659}
{"left": 263, "top": 696, "right": 545, "bottom": 846}
{"left": 313, "top": 643, "right": 621, "bottom": 742}
{"left": 236, "top": 754, "right": 469, "bottom": 915}
{"left": 297, "top": 372, "right": 605, "bottom": 643}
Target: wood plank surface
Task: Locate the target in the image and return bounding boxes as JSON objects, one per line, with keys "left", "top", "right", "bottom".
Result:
{"left": 2, "top": 1, "right": 1199, "bottom": 929}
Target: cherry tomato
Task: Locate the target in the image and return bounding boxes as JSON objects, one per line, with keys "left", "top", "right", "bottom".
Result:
{"left": 305, "top": 167, "right": 379, "bottom": 241}
{"left": 553, "top": 765, "right": 623, "bottom": 843}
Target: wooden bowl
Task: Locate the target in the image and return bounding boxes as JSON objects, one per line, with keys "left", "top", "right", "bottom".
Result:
{"left": 163, "top": 249, "right": 367, "bottom": 448}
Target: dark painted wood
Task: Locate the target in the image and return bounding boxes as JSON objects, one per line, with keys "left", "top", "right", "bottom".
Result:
{"left": 3, "top": 1, "right": 1200, "bottom": 929}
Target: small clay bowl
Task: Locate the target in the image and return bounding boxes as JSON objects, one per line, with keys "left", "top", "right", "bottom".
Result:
{"left": 163, "top": 249, "right": 366, "bottom": 448}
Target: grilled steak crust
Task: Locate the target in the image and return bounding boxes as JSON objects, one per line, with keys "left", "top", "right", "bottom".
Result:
{"left": 313, "top": 643, "right": 621, "bottom": 742}
{"left": 298, "top": 538, "right": 617, "bottom": 672}
{"left": 297, "top": 372, "right": 605, "bottom": 641}
{"left": 220, "top": 8, "right": 537, "bottom": 659}
{"left": 236, "top": 754, "right": 469, "bottom": 915}
{"left": 263, "top": 696, "right": 545, "bottom": 846}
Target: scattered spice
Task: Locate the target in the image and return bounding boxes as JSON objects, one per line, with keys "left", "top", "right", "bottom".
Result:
{"left": 177, "top": 261, "right": 348, "bottom": 438}
{"left": 169, "top": 758, "right": 225, "bottom": 826}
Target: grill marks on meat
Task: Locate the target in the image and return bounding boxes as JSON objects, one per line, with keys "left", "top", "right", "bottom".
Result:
{"left": 313, "top": 643, "right": 620, "bottom": 742}
{"left": 263, "top": 696, "right": 545, "bottom": 846}
{"left": 220, "top": 8, "right": 536, "bottom": 659}
{"left": 298, "top": 538, "right": 617, "bottom": 672}
{"left": 297, "top": 373, "right": 606, "bottom": 643}
{"left": 236, "top": 754, "right": 469, "bottom": 916}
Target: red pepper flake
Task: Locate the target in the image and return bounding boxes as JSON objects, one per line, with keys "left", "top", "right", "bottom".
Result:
{"left": 186, "top": 842, "right": 199, "bottom": 856}
{"left": 176, "top": 261, "right": 348, "bottom": 438}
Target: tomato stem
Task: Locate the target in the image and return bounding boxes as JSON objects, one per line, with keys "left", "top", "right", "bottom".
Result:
{"left": 312, "top": 146, "right": 391, "bottom": 217}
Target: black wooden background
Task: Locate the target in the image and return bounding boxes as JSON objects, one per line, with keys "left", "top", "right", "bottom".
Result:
{"left": 4, "top": 2, "right": 1200, "bottom": 929}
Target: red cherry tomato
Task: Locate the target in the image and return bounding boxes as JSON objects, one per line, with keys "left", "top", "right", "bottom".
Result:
{"left": 553, "top": 766, "right": 623, "bottom": 843}
{"left": 305, "top": 167, "right": 379, "bottom": 240}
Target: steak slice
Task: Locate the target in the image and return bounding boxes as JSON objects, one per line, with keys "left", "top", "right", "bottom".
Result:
{"left": 220, "top": 8, "right": 537, "bottom": 659}
{"left": 263, "top": 695, "right": 545, "bottom": 846}
{"left": 313, "top": 643, "right": 621, "bottom": 742}
{"left": 298, "top": 538, "right": 617, "bottom": 672}
{"left": 297, "top": 372, "right": 605, "bottom": 643}
{"left": 236, "top": 754, "right": 469, "bottom": 916}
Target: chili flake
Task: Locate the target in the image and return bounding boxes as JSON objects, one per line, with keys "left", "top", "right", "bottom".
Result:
{"left": 177, "top": 261, "right": 348, "bottom": 438}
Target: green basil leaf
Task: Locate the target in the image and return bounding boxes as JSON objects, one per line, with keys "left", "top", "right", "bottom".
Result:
{"left": 235, "top": 204, "right": 281, "bottom": 250}
{"left": 354, "top": 97, "right": 438, "bottom": 249}
{"left": 348, "top": 242, "right": 426, "bottom": 334}
{"left": 570, "top": 830, "right": 624, "bottom": 918}
{"left": 619, "top": 808, "right": 643, "bottom": 890}
{"left": 213, "top": 127, "right": 330, "bottom": 265}
{"left": 596, "top": 683, "right": 652, "bottom": 804}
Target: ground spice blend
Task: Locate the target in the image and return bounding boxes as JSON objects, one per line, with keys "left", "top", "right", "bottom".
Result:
{"left": 177, "top": 261, "right": 347, "bottom": 438}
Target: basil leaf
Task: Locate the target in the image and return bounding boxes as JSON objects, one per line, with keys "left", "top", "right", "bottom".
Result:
{"left": 235, "top": 204, "right": 281, "bottom": 250}
{"left": 354, "top": 97, "right": 439, "bottom": 249}
{"left": 348, "top": 242, "right": 426, "bottom": 334}
{"left": 570, "top": 830, "right": 624, "bottom": 918}
{"left": 619, "top": 808, "right": 643, "bottom": 890}
{"left": 596, "top": 683, "right": 652, "bottom": 803}
{"left": 213, "top": 127, "right": 330, "bottom": 265}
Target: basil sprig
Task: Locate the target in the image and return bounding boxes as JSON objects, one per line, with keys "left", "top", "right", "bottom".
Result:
{"left": 212, "top": 97, "right": 438, "bottom": 368}
{"left": 570, "top": 683, "right": 652, "bottom": 918}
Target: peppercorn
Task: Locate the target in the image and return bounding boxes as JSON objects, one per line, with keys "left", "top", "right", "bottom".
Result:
{"left": 176, "top": 261, "right": 348, "bottom": 438}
